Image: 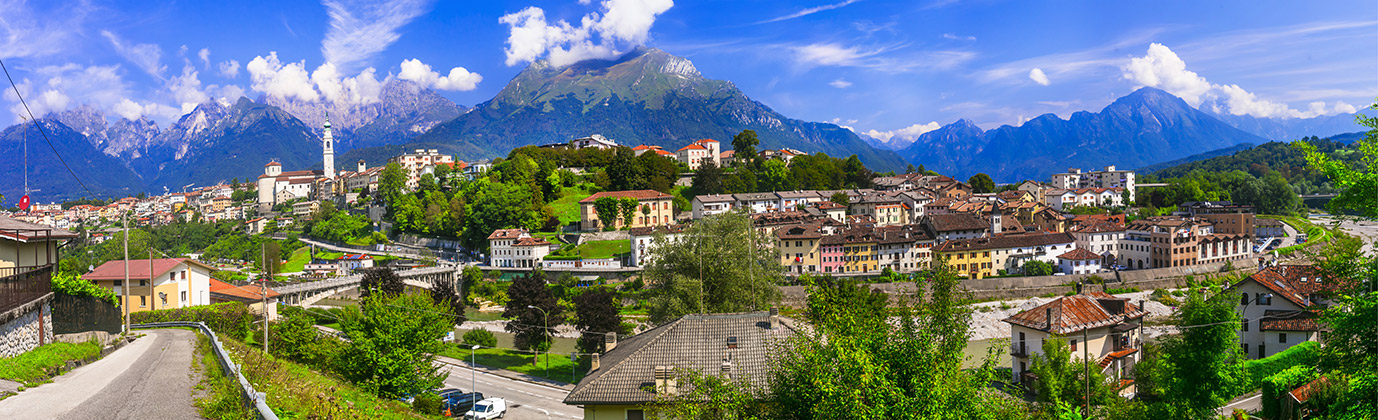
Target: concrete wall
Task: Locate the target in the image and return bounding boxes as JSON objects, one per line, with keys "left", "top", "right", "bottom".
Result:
{"left": 0, "top": 296, "right": 54, "bottom": 358}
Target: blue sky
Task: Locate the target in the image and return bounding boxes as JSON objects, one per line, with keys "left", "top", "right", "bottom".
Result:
{"left": 1, "top": 0, "right": 1374, "bottom": 145}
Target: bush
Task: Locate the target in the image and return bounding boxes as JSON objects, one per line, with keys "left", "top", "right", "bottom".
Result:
{"left": 1239, "top": 341, "right": 1321, "bottom": 394}
{"left": 51, "top": 271, "right": 118, "bottom": 307}
{"left": 270, "top": 305, "right": 338, "bottom": 366}
{"left": 1261, "top": 365, "right": 1317, "bottom": 419}
{"left": 412, "top": 392, "right": 442, "bottom": 415}
{"left": 461, "top": 329, "right": 497, "bottom": 348}
{"left": 132, "top": 302, "right": 256, "bottom": 339}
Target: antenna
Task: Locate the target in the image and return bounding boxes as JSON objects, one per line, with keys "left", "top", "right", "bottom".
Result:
{"left": 20, "top": 115, "right": 28, "bottom": 195}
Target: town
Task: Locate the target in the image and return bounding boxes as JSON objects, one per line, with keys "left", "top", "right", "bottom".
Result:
{"left": 0, "top": 2, "right": 1374, "bottom": 420}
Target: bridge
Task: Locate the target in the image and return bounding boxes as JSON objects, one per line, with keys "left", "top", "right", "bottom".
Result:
{"left": 274, "top": 265, "right": 459, "bottom": 307}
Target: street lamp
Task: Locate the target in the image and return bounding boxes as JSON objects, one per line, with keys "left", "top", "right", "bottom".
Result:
{"left": 527, "top": 305, "right": 550, "bottom": 377}
{"left": 470, "top": 344, "right": 480, "bottom": 395}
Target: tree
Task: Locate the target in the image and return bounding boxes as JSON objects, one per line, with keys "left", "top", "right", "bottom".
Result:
{"left": 906, "top": 164, "right": 916, "bottom": 174}
{"left": 642, "top": 210, "right": 783, "bottom": 324}
{"left": 638, "top": 152, "right": 682, "bottom": 193}
{"left": 840, "top": 155, "right": 873, "bottom": 189}
{"left": 969, "top": 173, "right": 995, "bottom": 194}
{"left": 829, "top": 191, "right": 850, "bottom": 207}
{"left": 607, "top": 146, "right": 645, "bottom": 191}
{"left": 462, "top": 182, "right": 541, "bottom": 251}
{"left": 1296, "top": 102, "right": 1378, "bottom": 217}
{"left": 1022, "top": 260, "right": 1055, "bottom": 276}
{"left": 759, "top": 159, "right": 791, "bottom": 192}
{"left": 460, "top": 265, "right": 484, "bottom": 302}
{"left": 359, "top": 268, "right": 406, "bottom": 299}
{"left": 337, "top": 292, "right": 451, "bottom": 399}
{"left": 1027, "top": 336, "right": 1114, "bottom": 412}
{"left": 378, "top": 162, "right": 406, "bottom": 208}
{"left": 690, "top": 161, "right": 725, "bottom": 197}
{"left": 573, "top": 288, "right": 627, "bottom": 354}
{"left": 1137, "top": 288, "right": 1245, "bottom": 418}
{"left": 429, "top": 278, "right": 467, "bottom": 326}
{"left": 593, "top": 196, "right": 621, "bottom": 231}
{"left": 418, "top": 173, "right": 439, "bottom": 192}
{"left": 618, "top": 197, "right": 638, "bottom": 229}
{"left": 270, "top": 305, "right": 331, "bottom": 365}
{"left": 502, "top": 270, "right": 564, "bottom": 352}
{"left": 731, "top": 130, "right": 759, "bottom": 168}
{"left": 462, "top": 329, "right": 497, "bottom": 348}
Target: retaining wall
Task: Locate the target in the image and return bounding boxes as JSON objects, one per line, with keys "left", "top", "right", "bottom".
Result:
{"left": 0, "top": 294, "right": 54, "bottom": 358}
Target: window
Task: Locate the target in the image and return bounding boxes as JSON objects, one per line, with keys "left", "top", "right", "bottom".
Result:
{"left": 180, "top": 291, "right": 186, "bottom": 302}
{"left": 1241, "top": 293, "right": 1249, "bottom": 305}
{"left": 627, "top": 409, "right": 646, "bottom": 420}
{"left": 1259, "top": 293, "right": 1272, "bottom": 305}
{"left": 1242, "top": 318, "right": 1249, "bottom": 332}
{"left": 1279, "top": 333, "right": 1287, "bottom": 343}
{"left": 140, "top": 296, "right": 147, "bottom": 307}
{"left": 139, "top": 279, "right": 147, "bottom": 286}
{"left": 1242, "top": 343, "right": 1248, "bottom": 354}
{"left": 1070, "top": 339, "right": 1077, "bottom": 351}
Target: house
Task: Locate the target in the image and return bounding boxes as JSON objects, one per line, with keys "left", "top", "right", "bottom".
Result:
{"left": 1227, "top": 265, "right": 1336, "bottom": 359}
{"left": 579, "top": 190, "right": 674, "bottom": 231}
{"left": 840, "top": 226, "right": 879, "bottom": 273}
{"left": 0, "top": 217, "right": 77, "bottom": 357}
{"left": 1070, "top": 222, "right": 1125, "bottom": 266}
{"left": 734, "top": 192, "right": 782, "bottom": 214}
{"left": 775, "top": 223, "right": 824, "bottom": 274}
{"left": 563, "top": 310, "right": 799, "bottom": 420}
{"left": 244, "top": 217, "right": 269, "bottom": 235}
{"left": 209, "top": 278, "right": 280, "bottom": 319}
{"left": 1255, "top": 218, "right": 1285, "bottom": 238}
{"left": 690, "top": 194, "right": 736, "bottom": 219}
{"left": 85, "top": 258, "right": 216, "bottom": 312}
{"left": 337, "top": 254, "right": 375, "bottom": 273}
{"left": 1050, "top": 166, "right": 1137, "bottom": 202}
{"left": 819, "top": 233, "right": 845, "bottom": 274}
{"left": 921, "top": 213, "right": 991, "bottom": 242}
{"left": 488, "top": 229, "right": 552, "bottom": 269}
{"left": 1004, "top": 292, "right": 1147, "bottom": 397}
{"left": 292, "top": 200, "right": 320, "bottom": 218}
{"left": 1058, "top": 248, "right": 1103, "bottom": 275}
{"left": 813, "top": 201, "right": 846, "bottom": 223}
{"left": 1179, "top": 201, "right": 1256, "bottom": 236}
{"left": 934, "top": 231, "right": 1078, "bottom": 278}
{"left": 571, "top": 134, "right": 619, "bottom": 150}
{"left": 629, "top": 224, "right": 687, "bottom": 267}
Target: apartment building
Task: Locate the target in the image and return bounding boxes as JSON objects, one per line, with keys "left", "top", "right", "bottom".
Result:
{"left": 388, "top": 149, "right": 455, "bottom": 191}
{"left": 1050, "top": 166, "right": 1137, "bottom": 202}
{"left": 487, "top": 228, "right": 552, "bottom": 269}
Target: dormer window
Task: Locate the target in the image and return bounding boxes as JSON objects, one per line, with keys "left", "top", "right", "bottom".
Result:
{"left": 727, "top": 337, "right": 738, "bottom": 349}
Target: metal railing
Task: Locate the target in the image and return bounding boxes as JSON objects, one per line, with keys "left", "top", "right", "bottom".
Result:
{"left": 0, "top": 264, "right": 52, "bottom": 314}
{"left": 132, "top": 321, "right": 278, "bottom": 420}
{"left": 1010, "top": 341, "right": 1029, "bottom": 357}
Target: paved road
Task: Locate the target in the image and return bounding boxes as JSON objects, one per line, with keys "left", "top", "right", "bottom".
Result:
{"left": 1219, "top": 392, "right": 1263, "bottom": 415}
{"left": 0, "top": 329, "right": 200, "bottom": 419}
{"left": 437, "top": 358, "right": 580, "bottom": 419}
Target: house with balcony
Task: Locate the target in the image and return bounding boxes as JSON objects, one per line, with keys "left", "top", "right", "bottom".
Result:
{"left": 775, "top": 223, "right": 823, "bottom": 275}
{"left": 691, "top": 194, "right": 736, "bottom": 219}
{"left": 1227, "top": 265, "right": 1337, "bottom": 359}
{"left": 0, "top": 217, "right": 76, "bottom": 357}
{"left": 1004, "top": 292, "right": 1147, "bottom": 398}
{"left": 629, "top": 224, "right": 687, "bottom": 268}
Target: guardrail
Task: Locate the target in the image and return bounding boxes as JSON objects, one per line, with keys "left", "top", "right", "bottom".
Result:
{"left": 132, "top": 321, "right": 278, "bottom": 420}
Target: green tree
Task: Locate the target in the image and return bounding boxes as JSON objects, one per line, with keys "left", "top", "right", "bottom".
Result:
{"left": 460, "top": 265, "right": 484, "bottom": 302}
{"left": 759, "top": 159, "right": 791, "bottom": 192}
{"left": 1137, "top": 288, "right": 1245, "bottom": 419}
{"left": 1027, "top": 336, "right": 1114, "bottom": 412}
{"left": 829, "top": 191, "right": 850, "bottom": 207}
{"left": 637, "top": 152, "right": 681, "bottom": 193}
{"left": 337, "top": 292, "right": 451, "bottom": 399}
{"left": 462, "top": 329, "right": 497, "bottom": 348}
{"left": 593, "top": 196, "right": 621, "bottom": 231}
{"left": 690, "top": 161, "right": 725, "bottom": 197}
{"left": 607, "top": 146, "right": 645, "bottom": 191}
{"left": 1296, "top": 102, "right": 1378, "bottom": 217}
{"left": 642, "top": 210, "right": 783, "bottom": 324}
{"left": 502, "top": 270, "right": 565, "bottom": 352}
{"left": 573, "top": 288, "right": 627, "bottom": 354}
{"left": 906, "top": 164, "right": 916, "bottom": 174}
{"left": 1022, "top": 260, "right": 1055, "bottom": 276}
{"left": 841, "top": 155, "right": 873, "bottom": 189}
{"left": 618, "top": 197, "right": 638, "bottom": 229}
{"left": 462, "top": 182, "right": 541, "bottom": 251}
{"left": 378, "top": 162, "right": 406, "bottom": 208}
{"left": 269, "top": 305, "right": 330, "bottom": 365}
{"left": 359, "top": 268, "right": 406, "bottom": 299}
{"left": 429, "top": 278, "right": 467, "bottom": 326}
{"left": 731, "top": 130, "right": 759, "bottom": 168}
{"left": 418, "top": 173, "right": 439, "bottom": 192}
{"left": 969, "top": 173, "right": 995, "bottom": 194}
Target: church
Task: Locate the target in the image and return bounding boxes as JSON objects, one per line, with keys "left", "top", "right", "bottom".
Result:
{"left": 255, "top": 117, "right": 336, "bottom": 213}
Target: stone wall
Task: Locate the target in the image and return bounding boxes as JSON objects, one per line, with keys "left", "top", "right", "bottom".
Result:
{"left": 0, "top": 295, "right": 55, "bottom": 358}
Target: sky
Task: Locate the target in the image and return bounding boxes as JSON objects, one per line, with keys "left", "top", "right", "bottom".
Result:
{"left": 1, "top": 0, "right": 1374, "bottom": 146}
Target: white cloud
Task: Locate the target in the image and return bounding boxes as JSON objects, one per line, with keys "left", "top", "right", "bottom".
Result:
{"left": 1028, "top": 68, "right": 1049, "bottom": 86}
{"left": 500, "top": 0, "right": 674, "bottom": 68}
{"left": 101, "top": 31, "right": 166, "bottom": 78}
{"left": 1122, "top": 43, "right": 1355, "bottom": 119}
{"left": 828, "top": 79, "right": 852, "bottom": 88}
{"left": 246, "top": 52, "right": 386, "bottom": 105}
{"left": 167, "top": 66, "right": 211, "bottom": 114}
{"left": 198, "top": 48, "right": 211, "bottom": 68}
{"left": 759, "top": 0, "right": 862, "bottom": 24}
{"left": 790, "top": 42, "right": 971, "bottom": 72}
{"left": 218, "top": 60, "right": 241, "bottom": 78}
{"left": 794, "top": 43, "right": 868, "bottom": 67}
{"left": 859, "top": 121, "right": 941, "bottom": 144}
{"left": 398, "top": 59, "right": 482, "bottom": 91}
{"left": 0, "top": 0, "right": 89, "bottom": 60}
{"left": 941, "top": 33, "right": 975, "bottom": 41}
{"left": 113, "top": 98, "right": 180, "bottom": 122}
{"left": 321, "top": 0, "right": 433, "bottom": 72}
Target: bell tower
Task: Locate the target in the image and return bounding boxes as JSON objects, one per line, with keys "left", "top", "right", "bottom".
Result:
{"left": 322, "top": 114, "right": 335, "bottom": 178}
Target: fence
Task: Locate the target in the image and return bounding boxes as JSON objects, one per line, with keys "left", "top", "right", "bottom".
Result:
{"left": 51, "top": 293, "right": 122, "bottom": 335}
{"left": 0, "top": 265, "right": 51, "bottom": 314}
{"left": 133, "top": 321, "right": 278, "bottom": 420}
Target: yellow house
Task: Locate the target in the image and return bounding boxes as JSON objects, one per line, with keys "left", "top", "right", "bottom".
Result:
{"left": 85, "top": 258, "right": 216, "bottom": 312}
{"left": 563, "top": 310, "right": 799, "bottom": 420}
{"left": 579, "top": 190, "right": 674, "bottom": 231}
{"left": 775, "top": 223, "right": 823, "bottom": 274}
{"left": 934, "top": 241, "right": 993, "bottom": 279}
{"left": 841, "top": 227, "right": 878, "bottom": 274}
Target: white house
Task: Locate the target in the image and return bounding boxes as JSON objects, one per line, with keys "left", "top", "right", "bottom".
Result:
{"left": 1226, "top": 265, "right": 1335, "bottom": 359}
{"left": 1004, "top": 292, "right": 1146, "bottom": 397}
{"left": 628, "top": 225, "right": 687, "bottom": 267}
{"left": 487, "top": 228, "right": 552, "bottom": 269}
{"left": 1058, "top": 248, "right": 1103, "bottom": 275}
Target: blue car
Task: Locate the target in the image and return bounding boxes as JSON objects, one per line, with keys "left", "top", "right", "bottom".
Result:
{"left": 442, "top": 391, "right": 484, "bottom": 417}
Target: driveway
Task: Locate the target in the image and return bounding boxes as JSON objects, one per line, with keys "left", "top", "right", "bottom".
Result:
{"left": 0, "top": 329, "right": 201, "bottom": 419}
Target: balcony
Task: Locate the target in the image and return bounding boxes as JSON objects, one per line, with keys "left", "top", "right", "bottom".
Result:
{"left": 1011, "top": 341, "right": 1030, "bottom": 357}
{"left": 0, "top": 265, "right": 53, "bottom": 314}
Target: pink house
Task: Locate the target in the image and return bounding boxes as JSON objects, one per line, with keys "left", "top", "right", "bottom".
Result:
{"left": 820, "top": 234, "right": 845, "bottom": 273}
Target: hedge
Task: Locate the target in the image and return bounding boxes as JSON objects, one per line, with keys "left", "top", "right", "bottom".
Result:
{"left": 1238, "top": 341, "right": 1321, "bottom": 394}
{"left": 131, "top": 302, "right": 256, "bottom": 339}
{"left": 1261, "top": 365, "right": 1318, "bottom": 419}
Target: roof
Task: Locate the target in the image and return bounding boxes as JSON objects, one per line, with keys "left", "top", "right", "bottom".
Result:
{"left": 488, "top": 228, "right": 528, "bottom": 240}
{"left": 1002, "top": 292, "right": 1147, "bottom": 334}
{"left": 925, "top": 213, "right": 989, "bottom": 232}
{"left": 1255, "top": 218, "right": 1285, "bottom": 227}
{"left": 580, "top": 190, "right": 672, "bottom": 203}
{"left": 1259, "top": 309, "right": 1323, "bottom": 332}
{"left": 0, "top": 216, "right": 78, "bottom": 241}
{"left": 1230, "top": 265, "right": 1336, "bottom": 308}
{"left": 513, "top": 237, "right": 552, "bottom": 247}
{"left": 85, "top": 258, "right": 214, "bottom": 280}
{"left": 776, "top": 223, "right": 823, "bottom": 240}
{"left": 265, "top": 161, "right": 281, "bottom": 167}
{"left": 629, "top": 224, "right": 688, "bottom": 237}
{"left": 563, "top": 311, "right": 799, "bottom": 405}
{"left": 934, "top": 231, "right": 1076, "bottom": 252}
{"left": 694, "top": 194, "right": 735, "bottom": 204}
{"left": 815, "top": 201, "right": 845, "bottom": 210}
{"left": 209, "top": 278, "right": 280, "bottom": 300}
{"left": 676, "top": 144, "right": 707, "bottom": 152}
{"left": 1058, "top": 248, "right": 1103, "bottom": 261}
{"left": 654, "top": 150, "right": 676, "bottom": 157}
{"left": 339, "top": 254, "right": 373, "bottom": 260}
{"left": 693, "top": 138, "right": 719, "bottom": 144}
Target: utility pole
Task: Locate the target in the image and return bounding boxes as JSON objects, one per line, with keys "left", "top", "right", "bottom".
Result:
{"left": 1083, "top": 322, "right": 1090, "bottom": 418}
{"left": 122, "top": 212, "right": 129, "bottom": 334}
{"left": 262, "top": 242, "right": 269, "bottom": 354}
{"left": 149, "top": 250, "right": 156, "bottom": 311}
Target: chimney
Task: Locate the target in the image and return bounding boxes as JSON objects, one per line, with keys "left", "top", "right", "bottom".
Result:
{"left": 1045, "top": 307, "right": 1053, "bottom": 331}
{"left": 769, "top": 307, "right": 780, "bottom": 329}
{"left": 1075, "top": 282, "right": 1083, "bottom": 295}
{"left": 604, "top": 332, "right": 618, "bottom": 353}
{"left": 589, "top": 353, "right": 600, "bottom": 371}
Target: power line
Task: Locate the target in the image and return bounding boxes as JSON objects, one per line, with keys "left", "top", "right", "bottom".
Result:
{"left": 0, "top": 58, "right": 101, "bottom": 200}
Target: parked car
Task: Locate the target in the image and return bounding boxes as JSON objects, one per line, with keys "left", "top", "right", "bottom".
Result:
{"left": 464, "top": 397, "right": 507, "bottom": 419}
{"left": 443, "top": 391, "right": 483, "bottom": 417}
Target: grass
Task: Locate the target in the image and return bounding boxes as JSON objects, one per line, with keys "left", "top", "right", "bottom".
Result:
{"left": 439, "top": 344, "right": 588, "bottom": 385}
{"left": 220, "top": 337, "right": 439, "bottom": 419}
{"left": 192, "top": 333, "right": 255, "bottom": 419}
{"left": 1263, "top": 215, "right": 1335, "bottom": 256}
{"left": 549, "top": 186, "right": 593, "bottom": 226}
{"left": 573, "top": 240, "right": 630, "bottom": 259}
{"left": 279, "top": 247, "right": 312, "bottom": 273}
{"left": 0, "top": 340, "right": 102, "bottom": 387}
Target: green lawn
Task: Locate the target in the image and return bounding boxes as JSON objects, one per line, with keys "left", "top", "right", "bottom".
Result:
{"left": 549, "top": 186, "right": 593, "bottom": 226}
{"left": 1262, "top": 215, "right": 1334, "bottom": 256}
{"left": 0, "top": 340, "right": 102, "bottom": 387}
{"left": 575, "top": 240, "right": 630, "bottom": 259}
{"left": 280, "top": 247, "right": 312, "bottom": 273}
{"left": 439, "top": 345, "right": 588, "bottom": 385}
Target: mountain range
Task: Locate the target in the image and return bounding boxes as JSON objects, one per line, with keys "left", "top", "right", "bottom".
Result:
{"left": 1, "top": 47, "right": 1369, "bottom": 203}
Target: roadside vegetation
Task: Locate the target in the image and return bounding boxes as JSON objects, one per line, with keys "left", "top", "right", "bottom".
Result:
{"left": 0, "top": 340, "right": 101, "bottom": 387}
{"left": 191, "top": 333, "right": 255, "bottom": 420}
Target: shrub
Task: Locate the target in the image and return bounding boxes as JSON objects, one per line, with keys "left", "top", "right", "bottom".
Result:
{"left": 51, "top": 271, "right": 118, "bottom": 306}
{"left": 1261, "top": 365, "right": 1317, "bottom": 419}
{"left": 132, "top": 302, "right": 255, "bottom": 339}
{"left": 1239, "top": 341, "right": 1321, "bottom": 392}
{"left": 462, "top": 329, "right": 497, "bottom": 348}
{"left": 412, "top": 392, "right": 442, "bottom": 415}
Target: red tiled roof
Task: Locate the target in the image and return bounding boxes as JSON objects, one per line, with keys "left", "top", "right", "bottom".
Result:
{"left": 676, "top": 144, "right": 706, "bottom": 152}
{"left": 1230, "top": 265, "right": 1336, "bottom": 308}
{"left": 579, "top": 190, "right": 671, "bottom": 203}
{"left": 1002, "top": 292, "right": 1146, "bottom": 335}
{"left": 209, "top": 278, "right": 280, "bottom": 300}
{"left": 1098, "top": 348, "right": 1139, "bottom": 368}
{"left": 513, "top": 237, "right": 551, "bottom": 247}
{"left": 488, "top": 228, "right": 527, "bottom": 240}
{"left": 85, "top": 258, "right": 212, "bottom": 280}
{"left": 264, "top": 161, "right": 281, "bottom": 167}
{"left": 631, "top": 145, "right": 655, "bottom": 151}
{"left": 1059, "top": 248, "right": 1103, "bottom": 261}
{"left": 654, "top": 150, "right": 676, "bottom": 157}
{"left": 693, "top": 138, "right": 718, "bottom": 144}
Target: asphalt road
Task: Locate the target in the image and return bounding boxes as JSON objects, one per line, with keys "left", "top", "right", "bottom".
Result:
{"left": 437, "top": 358, "right": 580, "bottom": 420}
{"left": 0, "top": 329, "right": 200, "bottom": 419}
